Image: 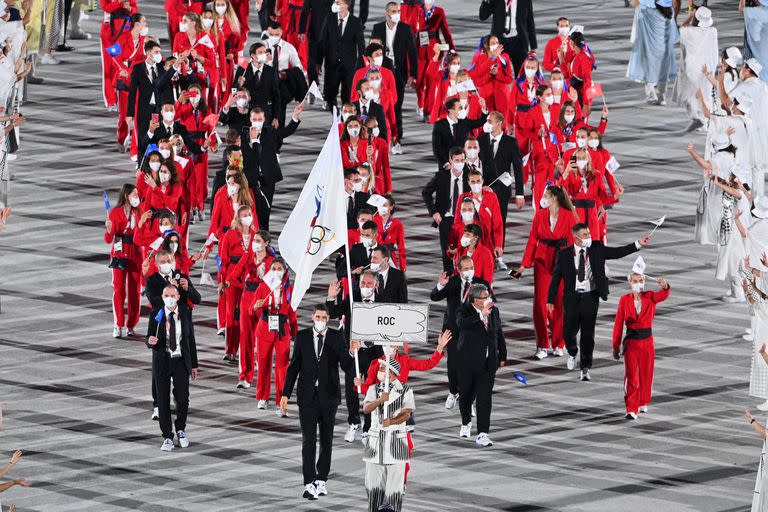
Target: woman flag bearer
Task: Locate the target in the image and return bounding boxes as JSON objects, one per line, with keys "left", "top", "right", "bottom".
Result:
{"left": 612, "top": 257, "right": 670, "bottom": 420}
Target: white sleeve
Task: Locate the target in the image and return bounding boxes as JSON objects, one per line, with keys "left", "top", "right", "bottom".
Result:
{"left": 402, "top": 388, "right": 415, "bottom": 411}
{"left": 289, "top": 47, "right": 304, "bottom": 72}
{"left": 363, "top": 385, "right": 378, "bottom": 405}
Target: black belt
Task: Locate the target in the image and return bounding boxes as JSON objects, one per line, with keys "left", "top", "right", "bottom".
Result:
{"left": 539, "top": 237, "right": 566, "bottom": 248}
{"left": 428, "top": 31, "right": 440, "bottom": 39}
{"left": 188, "top": 130, "right": 206, "bottom": 138}
{"left": 244, "top": 281, "right": 259, "bottom": 292}
{"left": 625, "top": 328, "right": 652, "bottom": 341}
{"left": 260, "top": 312, "right": 289, "bottom": 336}
{"left": 117, "top": 234, "right": 134, "bottom": 245}
{"left": 289, "top": 4, "right": 301, "bottom": 9}
{"left": 572, "top": 199, "right": 596, "bottom": 209}
{"left": 229, "top": 255, "right": 241, "bottom": 264}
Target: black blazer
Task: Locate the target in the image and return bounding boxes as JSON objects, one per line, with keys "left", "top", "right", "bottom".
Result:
{"left": 478, "top": 133, "right": 524, "bottom": 197}
{"left": 219, "top": 107, "right": 250, "bottom": 133}
{"left": 299, "top": 0, "right": 368, "bottom": 37}
{"left": 140, "top": 121, "right": 201, "bottom": 158}
{"left": 319, "top": 13, "right": 365, "bottom": 72}
{"left": 431, "top": 114, "right": 487, "bottom": 168}
{"left": 127, "top": 62, "right": 175, "bottom": 126}
{"left": 378, "top": 267, "right": 408, "bottom": 303}
{"left": 456, "top": 302, "right": 507, "bottom": 371}
{"left": 145, "top": 272, "right": 202, "bottom": 311}
{"left": 234, "top": 64, "right": 281, "bottom": 120}
{"left": 430, "top": 275, "right": 494, "bottom": 334}
{"left": 240, "top": 119, "right": 299, "bottom": 187}
{"left": 548, "top": 241, "right": 639, "bottom": 304}
{"left": 145, "top": 303, "right": 199, "bottom": 375}
{"left": 370, "top": 21, "right": 418, "bottom": 81}
{"left": 421, "top": 167, "right": 470, "bottom": 220}
{"left": 346, "top": 191, "right": 371, "bottom": 229}
{"left": 334, "top": 241, "right": 376, "bottom": 280}
{"left": 282, "top": 327, "right": 355, "bottom": 407}
{"left": 353, "top": 99, "right": 388, "bottom": 142}
{"left": 479, "top": 0, "right": 537, "bottom": 51}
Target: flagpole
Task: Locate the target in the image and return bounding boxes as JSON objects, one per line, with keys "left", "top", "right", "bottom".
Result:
{"left": 344, "top": 238, "right": 361, "bottom": 393}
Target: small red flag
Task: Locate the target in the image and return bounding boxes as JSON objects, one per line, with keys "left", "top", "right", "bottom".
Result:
{"left": 203, "top": 113, "right": 219, "bottom": 128}
{"left": 584, "top": 83, "right": 604, "bottom": 102}
{"left": 237, "top": 56, "right": 250, "bottom": 69}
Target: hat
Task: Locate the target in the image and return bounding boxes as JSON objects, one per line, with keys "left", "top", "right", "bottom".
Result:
{"left": 377, "top": 357, "right": 401, "bottom": 376}
{"left": 754, "top": 196, "right": 768, "bottom": 219}
{"left": 656, "top": 0, "right": 673, "bottom": 7}
{"left": 711, "top": 131, "right": 730, "bottom": 151}
{"left": 568, "top": 25, "right": 584, "bottom": 36}
{"left": 695, "top": 6, "right": 713, "bottom": 27}
{"left": 0, "top": 1, "right": 7, "bottom": 13}
{"left": 631, "top": 255, "right": 646, "bottom": 276}
{"left": 725, "top": 47, "right": 743, "bottom": 68}
{"left": 745, "top": 58, "right": 763, "bottom": 77}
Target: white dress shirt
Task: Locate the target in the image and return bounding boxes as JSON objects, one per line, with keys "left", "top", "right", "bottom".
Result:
{"left": 447, "top": 173, "right": 461, "bottom": 217}
{"left": 505, "top": 0, "right": 518, "bottom": 37}
{"left": 385, "top": 23, "right": 397, "bottom": 64}
{"left": 338, "top": 14, "right": 349, "bottom": 35}
{"left": 573, "top": 246, "right": 592, "bottom": 292}
{"left": 268, "top": 39, "right": 304, "bottom": 72}
{"left": 164, "top": 306, "right": 182, "bottom": 357}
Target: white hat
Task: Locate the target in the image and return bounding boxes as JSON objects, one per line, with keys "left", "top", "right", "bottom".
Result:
{"left": 745, "top": 58, "right": 763, "bottom": 77}
{"left": 568, "top": 25, "right": 584, "bottom": 36}
{"left": 753, "top": 196, "right": 768, "bottom": 219}
{"left": 695, "top": 6, "right": 713, "bottom": 27}
{"left": 711, "top": 131, "right": 730, "bottom": 151}
{"left": 725, "top": 47, "right": 743, "bottom": 69}
{"left": 0, "top": 2, "right": 8, "bottom": 14}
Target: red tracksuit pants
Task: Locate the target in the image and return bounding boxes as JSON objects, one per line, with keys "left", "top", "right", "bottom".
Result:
{"left": 623, "top": 338, "right": 655, "bottom": 413}
{"left": 112, "top": 268, "right": 140, "bottom": 328}
{"left": 193, "top": 155, "right": 209, "bottom": 211}
{"left": 117, "top": 90, "right": 130, "bottom": 145}
{"left": 533, "top": 262, "right": 565, "bottom": 350}
{"left": 256, "top": 332, "right": 290, "bottom": 400}
{"left": 223, "top": 285, "right": 242, "bottom": 355}
{"left": 238, "top": 290, "right": 258, "bottom": 382}
{"left": 101, "top": 31, "right": 119, "bottom": 107}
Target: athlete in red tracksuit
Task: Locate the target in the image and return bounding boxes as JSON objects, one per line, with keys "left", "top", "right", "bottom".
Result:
{"left": 114, "top": 15, "right": 146, "bottom": 147}
{"left": 100, "top": 0, "right": 138, "bottom": 109}
{"left": 559, "top": 149, "right": 612, "bottom": 242}
{"left": 612, "top": 275, "right": 671, "bottom": 418}
{"left": 452, "top": 224, "right": 494, "bottom": 284}
{"left": 513, "top": 185, "right": 578, "bottom": 355}
{"left": 453, "top": 179, "right": 503, "bottom": 259}
{"left": 105, "top": 184, "right": 143, "bottom": 337}
{"left": 469, "top": 36, "right": 513, "bottom": 120}
{"left": 374, "top": 197, "right": 407, "bottom": 271}
{"left": 213, "top": 0, "right": 244, "bottom": 93}
{"left": 175, "top": 85, "right": 213, "bottom": 215}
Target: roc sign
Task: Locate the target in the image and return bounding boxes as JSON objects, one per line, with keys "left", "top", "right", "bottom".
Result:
{"left": 350, "top": 303, "right": 430, "bottom": 344}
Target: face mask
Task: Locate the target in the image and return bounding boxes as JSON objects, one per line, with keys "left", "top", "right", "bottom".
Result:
{"left": 267, "top": 36, "right": 280, "bottom": 46}
{"left": 149, "top": 161, "right": 161, "bottom": 171}
{"left": 551, "top": 79, "right": 564, "bottom": 89}
{"left": 576, "top": 159, "right": 588, "bottom": 170}
{"left": 159, "top": 171, "right": 171, "bottom": 183}
{"left": 160, "top": 224, "right": 172, "bottom": 234}
{"left": 236, "top": 98, "right": 249, "bottom": 108}
{"left": 576, "top": 138, "right": 587, "bottom": 148}
{"left": 564, "top": 113, "right": 575, "bottom": 124}
{"left": 484, "top": 297, "right": 493, "bottom": 308}
{"left": 370, "top": 55, "right": 384, "bottom": 67}
{"left": 256, "top": 53, "right": 267, "bottom": 63}
{"left": 314, "top": 320, "right": 327, "bottom": 332}
{"left": 580, "top": 236, "right": 592, "bottom": 248}
{"left": 540, "top": 196, "right": 551, "bottom": 208}
{"left": 470, "top": 183, "right": 483, "bottom": 194}
{"left": 489, "top": 43, "right": 498, "bottom": 53}
{"left": 482, "top": 122, "right": 493, "bottom": 133}
{"left": 241, "top": 215, "right": 253, "bottom": 227}
{"left": 227, "top": 184, "right": 238, "bottom": 196}
{"left": 129, "top": 196, "right": 141, "bottom": 208}
{"left": 178, "top": 22, "right": 189, "bottom": 33}
{"left": 348, "top": 127, "right": 360, "bottom": 137}
{"left": 140, "top": 26, "right": 149, "bottom": 36}
{"left": 352, "top": 180, "right": 363, "bottom": 192}
{"left": 631, "top": 282, "right": 644, "bottom": 293}
{"left": 215, "top": 4, "right": 227, "bottom": 14}
{"left": 370, "top": 127, "right": 380, "bottom": 137}
{"left": 457, "top": 109, "right": 467, "bottom": 119}
{"left": 173, "top": 145, "right": 183, "bottom": 153}
{"left": 466, "top": 148, "right": 478, "bottom": 159}
{"left": 169, "top": 242, "right": 179, "bottom": 253}
{"left": 189, "top": 96, "right": 200, "bottom": 106}
{"left": 152, "top": 52, "right": 163, "bottom": 64}
{"left": 331, "top": 3, "right": 340, "bottom": 13}
{"left": 452, "top": 162, "right": 464, "bottom": 173}
{"left": 159, "top": 262, "right": 174, "bottom": 274}
{"left": 461, "top": 269, "right": 474, "bottom": 281}
{"left": 460, "top": 235, "right": 472, "bottom": 247}
{"left": 159, "top": 149, "right": 171, "bottom": 159}
{"left": 461, "top": 211, "right": 474, "bottom": 222}
{"left": 389, "top": 13, "right": 400, "bottom": 23}
{"left": 544, "top": 95, "right": 555, "bottom": 105}
{"left": 558, "top": 26, "right": 570, "bottom": 36}
{"left": 360, "top": 286, "right": 374, "bottom": 298}
{"left": 342, "top": 112, "right": 353, "bottom": 121}
{"left": 251, "top": 120, "right": 264, "bottom": 129}
{"left": 163, "top": 296, "right": 178, "bottom": 308}
{"left": 364, "top": 89, "right": 375, "bottom": 100}
{"left": 162, "top": 111, "right": 175, "bottom": 122}
{"left": 369, "top": 79, "right": 382, "bottom": 89}
{"left": 370, "top": 262, "right": 382, "bottom": 272}
{"left": 377, "top": 206, "right": 389, "bottom": 216}
{"left": 202, "top": 18, "right": 213, "bottom": 29}
{"left": 587, "top": 139, "right": 600, "bottom": 149}
{"left": 359, "top": 176, "right": 369, "bottom": 185}
{"left": 524, "top": 68, "right": 536, "bottom": 79}
{"left": 449, "top": 64, "right": 460, "bottom": 74}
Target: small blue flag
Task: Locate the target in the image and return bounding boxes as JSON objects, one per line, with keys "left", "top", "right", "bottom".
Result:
{"left": 512, "top": 372, "right": 527, "bottom": 385}
{"left": 548, "top": 132, "right": 558, "bottom": 145}
{"left": 105, "top": 42, "right": 122, "bottom": 58}
{"left": 214, "top": 254, "right": 222, "bottom": 273}
{"left": 154, "top": 308, "right": 165, "bottom": 324}
{"left": 145, "top": 144, "right": 159, "bottom": 157}
{"left": 103, "top": 191, "right": 111, "bottom": 212}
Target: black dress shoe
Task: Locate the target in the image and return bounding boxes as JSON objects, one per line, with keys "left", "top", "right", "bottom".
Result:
{"left": 27, "top": 75, "right": 43, "bottom": 85}
{"left": 56, "top": 43, "right": 74, "bottom": 52}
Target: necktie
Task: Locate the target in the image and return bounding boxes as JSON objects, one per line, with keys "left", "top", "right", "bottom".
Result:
{"left": 254, "top": 69, "right": 261, "bottom": 88}
{"left": 168, "top": 311, "right": 177, "bottom": 352}
{"left": 348, "top": 195, "right": 354, "bottom": 217}
{"left": 164, "top": 275, "right": 170, "bottom": 283}
{"left": 272, "top": 45, "right": 279, "bottom": 67}
{"left": 462, "top": 280, "right": 469, "bottom": 301}
{"left": 368, "top": 247, "right": 373, "bottom": 259}
{"left": 150, "top": 65, "right": 157, "bottom": 82}
{"left": 492, "top": 138, "right": 498, "bottom": 157}
{"left": 451, "top": 177, "right": 459, "bottom": 214}
{"left": 338, "top": 17, "right": 344, "bottom": 37}
{"left": 317, "top": 333, "right": 324, "bottom": 360}
{"left": 362, "top": 104, "right": 368, "bottom": 118}
{"left": 578, "top": 249, "right": 586, "bottom": 282}
{"left": 377, "top": 274, "right": 385, "bottom": 291}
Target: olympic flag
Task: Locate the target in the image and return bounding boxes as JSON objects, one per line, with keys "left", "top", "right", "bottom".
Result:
{"left": 278, "top": 111, "right": 348, "bottom": 310}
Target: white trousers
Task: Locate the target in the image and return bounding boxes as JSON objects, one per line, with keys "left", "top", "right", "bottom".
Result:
{"left": 365, "top": 461, "right": 405, "bottom": 512}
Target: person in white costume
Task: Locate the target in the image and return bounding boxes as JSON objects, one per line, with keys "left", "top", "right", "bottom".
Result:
{"left": 690, "top": 132, "right": 736, "bottom": 248}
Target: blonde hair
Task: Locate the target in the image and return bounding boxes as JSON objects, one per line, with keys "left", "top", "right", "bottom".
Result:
{"left": 230, "top": 204, "right": 253, "bottom": 230}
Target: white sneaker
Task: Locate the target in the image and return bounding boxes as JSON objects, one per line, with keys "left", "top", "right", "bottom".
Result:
{"left": 746, "top": 328, "right": 754, "bottom": 335}
{"left": 160, "top": 438, "right": 174, "bottom": 451}
{"left": 303, "top": 483, "right": 319, "bottom": 500}
{"left": 391, "top": 143, "right": 402, "bottom": 155}
{"left": 151, "top": 407, "right": 159, "bottom": 421}
{"left": 744, "top": 333, "right": 755, "bottom": 342}
{"left": 580, "top": 369, "right": 591, "bottom": 381}
{"left": 275, "top": 408, "right": 286, "bottom": 418}
{"left": 217, "top": 328, "right": 225, "bottom": 336}
{"left": 476, "top": 433, "right": 493, "bottom": 447}
{"left": 257, "top": 400, "right": 267, "bottom": 409}
{"left": 40, "top": 53, "right": 60, "bottom": 65}
{"left": 472, "top": 403, "right": 476, "bottom": 417}
{"left": 236, "top": 379, "right": 250, "bottom": 389}
{"left": 198, "top": 210, "right": 206, "bottom": 222}
{"left": 416, "top": 107, "right": 424, "bottom": 117}
{"left": 344, "top": 424, "right": 359, "bottom": 443}
{"left": 444, "top": 393, "right": 457, "bottom": 410}
{"left": 552, "top": 348, "right": 565, "bottom": 357}
{"left": 314, "top": 480, "right": 327, "bottom": 496}
{"left": 625, "top": 412, "right": 638, "bottom": 420}
{"left": 534, "top": 348, "right": 548, "bottom": 360}
{"left": 361, "top": 432, "right": 369, "bottom": 446}
{"left": 638, "top": 405, "right": 648, "bottom": 413}
{"left": 723, "top": 295, "right": 746, "bottom": 304}
{"left": 566, "top": 355, "right": 576, "bottom": 370}
{"left": 459, "top": 423, "right": 471, "bottom": 438}
{"left": 177, "top": 430, "right": 189, "bottom": 448}
{"left": 757, "top": 400, "right": 768, "bottom": 411}
{"left": 113, "top": 326, "right": 122, "bottom": 338}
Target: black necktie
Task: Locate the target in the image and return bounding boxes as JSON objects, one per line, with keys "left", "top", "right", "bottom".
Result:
{"left": 377, "top": 274, "right": 385, "bottom": 291}
{"left": 348, "top": 195, "right": 354, "bottom": 214}
{"left": 338, "top": 17, "right": 344, "bottom": 37}
{"left": 578, "top": 249, "right": 586, "bottom": 282}
{"left": 316, "top": 333, "right": 324, "bottom": 360}
{"left": 362, "top": 104, "right": 368, "bottom": 117}
{"left": 150, "top": 65, "right": 157, "bottom": 82}
{"left": 254, "top": 69, "right": 261, "bottom": 88}
{"left": 368, "top": 247, "right": 373, "bottom": 259}
{"left": 462, "top": 280, "right": 469, "bottom": 301}
{"left": 272, "top": 45, "right": 279, "bottom": 67}
{"left": 168, "top": 311, "right": 177, "bottom": 352}
{"left": 451, "top": 177, "right": 459, "bottom": 214}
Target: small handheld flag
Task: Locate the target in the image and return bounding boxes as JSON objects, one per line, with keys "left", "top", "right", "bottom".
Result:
{"left": 145, "top": 143, "right": 159, "bottom": 157}
{"left": 521, "top": 152, "right": 531, "bottom": 167}
{"left": 194, "top": 34, "right": 215, "bottom": 49}
{"left": 105, "top": 42, "right": 122, "bottom": 58}
{"left": 366, "top": 194, "right": 387, "bottom": 208}
{"left": 154, "top": 308, "right": 165, "bottom": 337}
{"left": 648, "top": 215, "right": 666, "bottom": 236}
{"left": 149, "top": 237, "right": 165, "bottom": 251}
{"left": 203, "top": 113, "right": 219, "bottom": 128}
{"left": 214, "top": 254, "right": 223, "bottom": 273}
{"left": 584, "top": 83, "right": 603, "bottom": 103}
{"left": 103, "top": 191, "right": 111, "bottom": 213}
{"left": 237, "top": 56, "right": 250, "bottom": 68}
{"left": 263, "top": 269, "right": 283, "bottom": 290}
{"left": 303, "top": 81, "right": 324, "bottom": 104}
{"left": 204, "top": 232, "right": 219, "bottom": 247}
{"left": 199, "top": 272, "right": 216, "bottom": 287}
{"left": 512, "top": 372, "right": 527, "bottom": 385}
{"left": 605, "top": 156, "right": 620, "bottom": 174}
{"left": 497, "top": 172, "right": 513, "bottom": 187}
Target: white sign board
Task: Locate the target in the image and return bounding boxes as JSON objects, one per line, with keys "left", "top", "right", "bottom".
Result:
{"left": 350, "top": 303, "right": 429, "bottom": 344}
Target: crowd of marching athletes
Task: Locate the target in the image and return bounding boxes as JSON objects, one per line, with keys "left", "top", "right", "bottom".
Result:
{"left": 87, "top": 0, "right": 768, "bottom": 508}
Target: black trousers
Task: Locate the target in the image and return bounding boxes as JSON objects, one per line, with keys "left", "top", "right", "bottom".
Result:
{"left": 393, "top": 73, "right": 406, "bottom": 143}
{"left": 344, "top": 347, "right": 377, "bottom": 427}
{"left": 154, "top": 356, "right": 190, "bottom": 439}
{"left": 501, "top": 36, "right": 528, "bottom": 77}
{"left": 323, "top": 64, "right": 353, "bottom": 108}
{"left": 458, "top": 363, "right": 495, "bottom": 434}
{"left": 253, "top": 182, "right": 276, "bottom": 230}
{"left": 446, "top": 330, "right": 460, "bottom": 395}
{"left": 307, "top": 36, "right": 321, "bottom": 86}
{"left": 299, "top": 390, "right": 338, "bottom": 485}
{"left": 437, "top": 216, "right": 454, "bottom": 273}
{"left": 258, "top": 0, "right": 276, "bottom": 31}
{"left": 563, "top": 291, "right": 600, "bottom": 369}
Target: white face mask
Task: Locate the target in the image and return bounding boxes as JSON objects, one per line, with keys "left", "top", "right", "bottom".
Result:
{"left": 580, "top": 236, "right": 592, "bottom": 248}
{"left": 389, "top": 13, "right": 400, "bottom": 23}
{"left": 163, "top": 296, "right": 178, "bottom": 308}
{"left": 256, "top": 53, "right": 268, "bottom": 63}
{"left": 482, "top": 122, "right": 493, "bottom": 133}
{"left": 178, "top": 22, "right": 189, "bottom": 33}
{"left": 470, "top": 183, "right": 483, "bottom": 194}
{"left": 251, "top": 120, "right": 264, "bottom": 129}
{"left": 149, "top": 161, "right": 161, "bottom": 171}
{"left": 452, "top": 162, "right": 464, "bottom": 173}
{"left": 489, "top": 44, "right": 498, "bottom": 53}
{"left": 462, "top": 269, "right": 474, "bottom": 281}
{"left": 159, "top": 171, "right": 171, "bottom": 183}
{"left": 241, "top": 215, "right": 253, "bottom": 227}
{"left": 173, "top": 145, "right": 183, "bottom": 154}
{"left": 253, "top": 241, "right": 264, "bottom": 252}
{"left": 558, "top": 26, "right": 570, "bottom": 36}
{"left": 587, "top": 139, "right": 600, "bottom": 149}
{"left": 460, "top": 235, "right": 472, "bottom": 247}
{"left": 449, "top": 63, "right": 460, "bottom": 74}
{"left": 236, "top": 98, "right": 249, "bottom": 108}
{"left": 360, "top": 236, "right": 373, "bottom": 248}
{"left": 160, "top": 224, "right": 173, "bottom": 234}
{"left": 364, "top": 89, "right": 375, "bottom": 100}
{"left": 202, "top": 18, "right": 213, "bottom": 29}
{"left": 129, "top": 196, "right": 141, "bottom": 208}
{"left": 466, "top": 148, "right": 478, "bottom": 159}
{"left": 352, "top": 180, "right": 363, "bottom": 192}
{"left": 360, "top": 176, "right": 369, "bottom": 185}
{"left": 215, "top": 4, "right": 227, "bottom": 14}
{"left": 543, "top": 95, "right": 555, "bottom": 105}
{"left": 564, "top": 113, "right": 575, "bottom": 123}
{"left": 189, "top": 96, "right": 200, "bottom": 106}
{"left": 369, "top": 262, "right": 382, "bottom": 272}
{"left": 551, "top": 79, "right": 564, "bottom": 90}
{"left": 169, "top": 242, "right": 179, "bottom": 253}
{"left": 377, "top": 206, "right": 389, "bottom": 216}
{"left": 314, "top": 320, "right": 327, "bottom": 332}
{"left": 342, "top": 112, "right": 353, "bottom": 121}
{"left": 227, "top": 184, "right": 239, "bottom": 196}
{"left": 140, "top": 26, "right": 149, "bottom": 36}
{"left": 540, "top": 196, "right": 551, "bottom": 208}
{"left": 152, "top": 52, "right": 163, "bottom": 64}
{"left": 267, "top": 36, "right": 280, "bottom": 46}
{"left": 372, "top": 56, "right": 383, "bottom": 67}
{"left": 631, "top": 282, "right": 644, "bottom": 293}
{"left": 370, "top": 127, "right": 380, "bottom": 137}
{"left": 369, "top": 79, "right": 382, "bottom": 89}
{"left": 348, "top": 127, "right": 360, "bottom": 137}
{"left": 360, "top": 286, "right": 374, "bottom": 298}
{"left": 576, "top": 159, "right": 588, "bottom": 170}
{"left": 159, "top": 262, "right": 174, "bottom": 274}
{"left": 162, "top": 111, "right": 175, "bottom": 122}
{"left": 484, "top": 297, "right": 493, "bottom": 308}
{"left": 331, "top": 3, "right": 340, "bottom": 13}
{"left": 159, "top": 149, "right": 171, "bottom": 159}
{"left": 524, "top": 68, "right": 536, "bottom": 78}
{"left": 576, "top": 138, "right": 587, "bottom": 148}
{"left": 457, "top": 109, "right": 467, "bottom": 119}
{"left": 461, "top": 211, "right": 474, "bottom": 222}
